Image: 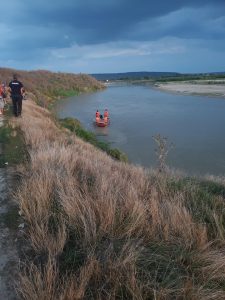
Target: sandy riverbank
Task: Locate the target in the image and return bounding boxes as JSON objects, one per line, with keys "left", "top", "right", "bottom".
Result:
{"left": 155, "top": 80, "right": 225, "bottom": 98}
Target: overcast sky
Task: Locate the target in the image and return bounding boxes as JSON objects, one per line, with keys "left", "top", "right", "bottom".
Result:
{"left": 1, "top": 0, "right": 225, "bottom": 73}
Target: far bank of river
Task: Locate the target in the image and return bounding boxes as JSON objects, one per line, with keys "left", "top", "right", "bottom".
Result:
{"left": 155, "top": 81, "right": 225, "bottom": 98}
{"left": 55, "top": 83, "right": 225, "bottom": 176}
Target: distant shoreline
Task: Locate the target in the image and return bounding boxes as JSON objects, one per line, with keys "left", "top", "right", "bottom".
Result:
{"left": 154, "top": 80, "right": 225, "bottom": 99}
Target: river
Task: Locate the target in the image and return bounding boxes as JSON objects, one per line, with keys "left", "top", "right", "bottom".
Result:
{"left": 55, "top": 83, "right": 225, "bottom": 176}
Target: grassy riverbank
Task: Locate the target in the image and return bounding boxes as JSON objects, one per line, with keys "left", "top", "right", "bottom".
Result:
{"left": 1, "top": 68, "right": 225, "bottom": 298}
{"left": 59, "top": 117, "right": 128, "bottom": 162}
{"left": 0, "top": 67, "right": 105, "bottom": 107}
{"left": 9, "top": 99, "right": 225, "bottom": 299}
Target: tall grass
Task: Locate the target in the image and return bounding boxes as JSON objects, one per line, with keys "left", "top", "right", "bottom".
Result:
{"left": 0, "top": 67, "right": 105, "bottom": 107}
{"left": 59, "top": 117, "right": 128, "bottom": 162}
{"left": 14, "top": 100, "right": 225, "bottom": 299}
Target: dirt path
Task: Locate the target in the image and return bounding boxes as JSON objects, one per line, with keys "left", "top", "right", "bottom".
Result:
{"left": 0, "top": 117, "right": 20, "bottom": 300}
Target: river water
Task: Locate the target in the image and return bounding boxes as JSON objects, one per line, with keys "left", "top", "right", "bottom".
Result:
{"left": 55, "top": 83, "right": 225, "bottom": 176}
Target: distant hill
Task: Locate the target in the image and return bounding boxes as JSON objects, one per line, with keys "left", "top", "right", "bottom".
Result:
{"left": 91, "top": 71, "right": 225, "bottom": 81}
{"left": 91, "top": 71, "right": 181, "bottom": 81}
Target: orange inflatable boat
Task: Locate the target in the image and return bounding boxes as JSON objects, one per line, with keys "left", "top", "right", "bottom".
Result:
{"left": 94, "top": 117, "right": 110, "bottom": 127}
{"left": 94, "top": 110, "right": 110, "bottom": 127}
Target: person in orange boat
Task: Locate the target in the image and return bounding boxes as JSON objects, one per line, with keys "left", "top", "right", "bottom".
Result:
{"left": 96, "top": 110, "right": 100, "bottom": 118}
{"left": 104, "top": 109, "right": 109, "bottom": 118}
{"left": 104, "top": 116, "right": 108, "bottom": 124}
{"left": 96, "top": 115, "right": 100, "bottom": 123}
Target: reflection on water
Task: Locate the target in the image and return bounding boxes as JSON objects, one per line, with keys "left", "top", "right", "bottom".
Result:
{"left": 55, "top": 83, "right": 225, "bottom": 176}
{"left": 94, "top": 126, "right": 109, "bottom": 136}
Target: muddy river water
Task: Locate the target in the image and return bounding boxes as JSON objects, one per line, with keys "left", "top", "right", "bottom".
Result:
{"left": 55, "top": 83, "right": 225, "bottom": 176}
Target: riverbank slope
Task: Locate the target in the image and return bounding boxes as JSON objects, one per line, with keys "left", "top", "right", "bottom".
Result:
{"left": 0, "top": 68, "right": 105, "bottom": 298}
{"left": 0, "top": 67, "right": 105, "bottom": 107}
{"left": 13, "top": 99, "right": 225, "bottom": 299}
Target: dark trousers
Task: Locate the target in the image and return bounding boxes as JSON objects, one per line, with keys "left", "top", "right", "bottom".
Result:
{"left": 12, "top": 95, "right": 23, "bottom": 116}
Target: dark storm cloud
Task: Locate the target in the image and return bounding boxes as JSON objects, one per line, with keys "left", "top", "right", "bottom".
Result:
{"left": 5, "top": 0, "right": 225, "bottom": 44}
{"left": 127, "top": 6, "right": 225, "bottom": 42}
{"left": 1, "top": 0, "right": 225, "bottom": 72}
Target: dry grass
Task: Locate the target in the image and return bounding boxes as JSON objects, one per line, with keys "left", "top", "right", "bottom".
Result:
{"left": 13, "top": 100, "right": 225, "bottom": 299}
{"left": 0, "top": 67, "right": 104, "bottom": 106}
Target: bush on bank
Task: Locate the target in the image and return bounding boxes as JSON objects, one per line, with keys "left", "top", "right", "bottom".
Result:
{"left": 59, "top": 117, "right": 128, "bottom": 162}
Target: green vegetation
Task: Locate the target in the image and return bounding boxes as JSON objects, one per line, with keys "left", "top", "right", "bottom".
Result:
{"left": 57, "top": 233, "right": 202, "bottom": 298}
{"left": 155, "top": 73, "right": 225, "bottom": 83}
{"left": 0, "top": 123, "right": 27, "bottom": 167}
{"left": 96, "top": 72, "right": 225, "bottom": 84}
{"left": 167, "top": 177, "right": 225, "bottom": 240}
{"left": 59, "top": 117, "right": 128, "bottom": 162}
{"left": 45, "top": 89, "right": 80, "bottom": 109}
{"left": 106, "top": 73, "right": 225, "bottom": 84}
{"left": 0, "top": 67, "right": 105, "bottom": 107}
{"left": 50, "top": 88, "right": 79, "bottom": 98}
{"left": 1, "top": 205, "right": 20, "bottom": 230}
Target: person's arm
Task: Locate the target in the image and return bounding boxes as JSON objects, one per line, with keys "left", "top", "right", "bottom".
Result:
{"left": 20, "top": 81, "right": 24, "bottom": 94}
{"left": 21, "top": 87, "right": 25, "bottom": 95}
{"left": 22, "top": 87, "right": 26, "bottom": 99}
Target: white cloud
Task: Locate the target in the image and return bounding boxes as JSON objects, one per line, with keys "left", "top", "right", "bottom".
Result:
{"left": 51, "top": 38, "right": 186, "bottom": 62}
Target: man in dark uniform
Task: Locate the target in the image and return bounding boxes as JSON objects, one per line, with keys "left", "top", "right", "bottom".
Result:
{"left": 8, "top": 74, "right": 24, "bottom": 117}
